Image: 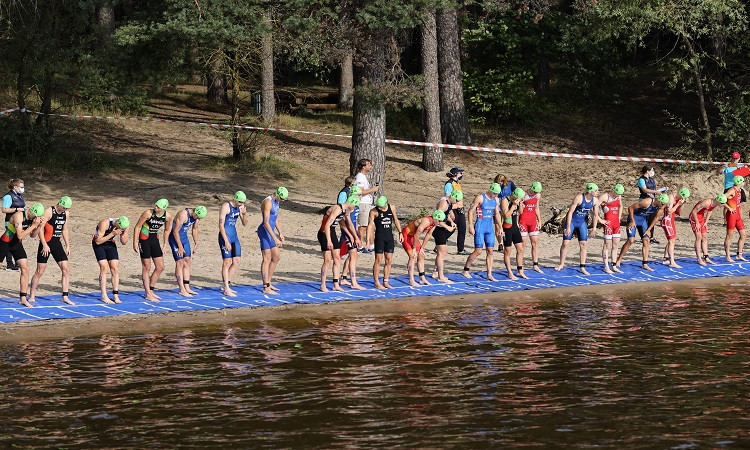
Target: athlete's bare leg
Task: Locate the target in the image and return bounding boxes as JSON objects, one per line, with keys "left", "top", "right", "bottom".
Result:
{"left": 27, "top": 263, "right": 47, "bottom": 303}
{"left": 555, "top": 239, "right": 571, "bottom": 271}
{"left": 18, "top": 259, "right": 32, "bottom": 307}
{"left": 110, "top": 259, "right": 122, "bottom": 303}
{"left": 485, "top": 248, "right": 497, "bottom": 282}
{"left": 462, "top": 248, "right": 483, "bottom": 278}
{"left": 383, "top": 252, "right": 394, "bottom": 288}
{"left": 579, "top": 241, "right": 590, "bottom": 275}
{"left": 98, "top": 260, "right": 114, "bottom": 304}
{"left": 725, "top": 229, "right": 736, "bottom": 262}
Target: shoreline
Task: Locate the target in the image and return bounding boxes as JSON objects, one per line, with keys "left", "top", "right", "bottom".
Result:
{"left": 2, "top": 273, "right": 748, "bottom": 344}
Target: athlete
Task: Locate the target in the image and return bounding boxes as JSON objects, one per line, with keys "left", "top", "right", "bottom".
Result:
{"left": 462, "top": 183, "right": 503, "bottom": 281}
{"left": 614, "top": 193, "right": 669, "bottom": 271}
{"left": 661, "top": 188, "right": 690, "bottom": 268}
{"left": 689, "top": 194, "right": 729, "bottom": 265}
{"left": 339, "top": 185, "right": 363, "bottom": 289}
{"left": 133, "top": 198, "right": 172, "bottom": 301}
{"left": 92, "top": 215, "right": 130, "bottom": 304}
{"left": 0, "top": 203, "right": 45, "bottom": 307}
{"left": 724, "top": 175, "right": 746, "bottom": 262}
{"left": 318, "top": 195, "right": 360, "bottom": 292}
{"left": 257, "top": 187, "right": 288, "bottom": 294}
{"left": 519, "top": 182, "right": 543, "bottom": 273}
{"left": 598, "top": 184, "right": 625, "bottom": 274}
{"left": 169, "top": 205, "right": 207, "bottom": 296}
{"left": 500, "top": 188, "right": 527, "bottom": 280}
{"left": 402, "top": 210, "right": 447, "bottom": 286}
{"left": 432, "top": 190, "right": 461, "bottom": 283}
{"left": 555, "top": 183, "right": 601, "bottom": 275}
{"left": 367, "top": 195, "right": 403, "bottom": 289}
{"left": 28, "top": 196, "right": 74, "bottom": 305}
{"left": 219, "top": 191, "right": 249, "bottom": 297}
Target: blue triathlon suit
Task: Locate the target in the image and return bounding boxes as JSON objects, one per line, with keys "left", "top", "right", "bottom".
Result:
{"left": 257, "top": 195, "right": 280, "bottom": 250}
{"left": 169, "top": 209, "right": 197, "bottom": 261}
{"left": 564, "top": 195, "right": 594, "bottom": 241}
{"left": 627, "top": 200, "right": 658, "bottom": 240}
{"left": 219, "top": 202, "right": 242, "bottom": 259}
{"left": 474, "top": 194, "right": 497, "bottom": 248}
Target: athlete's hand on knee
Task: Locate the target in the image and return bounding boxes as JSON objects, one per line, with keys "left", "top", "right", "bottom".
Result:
{"left": 42, "top": 245, "right": 50, "bottom": 257}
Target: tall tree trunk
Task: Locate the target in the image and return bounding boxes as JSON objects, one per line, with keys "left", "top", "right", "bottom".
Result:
{"left": 230, "top": 46, "right": 242, "bottom": 159}
{"left": 421, "top": 9, "right": 442, "bottom": 172}
{"left": 207, "top": 54, "right": 228, "bottom": 106}
{"left": 351, "top": 36, "right": 387, "bottom": 193}
{"left": 682, "top": 34, "right": 713, "bottom": 160}
{"left": 338, "top": 51, "right": 354, "bottom": 110}
{"left": 260, "top": 13, "right": 276, "bottom": 123}
{"left": 188, "top": 44, "right": 202, "bottom": 84}
{"left": 97, "top": 2, "right": 115, "bottom": 41}
{"left": 436, "top": 7, "right": 471, "bottom": 145}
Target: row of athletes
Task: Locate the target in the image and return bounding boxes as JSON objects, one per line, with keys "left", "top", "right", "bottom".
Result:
{"left": 315, "top": 177, "right": 745, "bottom": 293}
{"left": 0, "top": 188, "right": 289, "bottom": 307}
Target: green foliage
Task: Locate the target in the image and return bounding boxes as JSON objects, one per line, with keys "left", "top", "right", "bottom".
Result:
{"left": 716, "top": 88, "right": 750, "bottom": 154}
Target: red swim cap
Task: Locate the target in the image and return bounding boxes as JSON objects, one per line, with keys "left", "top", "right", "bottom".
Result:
{"left": 732, "top": 151, "right": 741, "bottom": 159}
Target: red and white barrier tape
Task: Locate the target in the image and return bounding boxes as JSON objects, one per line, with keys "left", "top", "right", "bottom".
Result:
{"left": 14, "top": 107, "right": 726, "bottom": 166}
{"left": 0, "top": 107, "right": 19, "bottom": 115}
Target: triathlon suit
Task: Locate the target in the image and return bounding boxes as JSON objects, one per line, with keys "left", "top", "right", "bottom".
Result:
{"left": 690, "top": 202, "right": 717, "bottom": 234}
{"left": 628, "top": 199, "right": 659, "bottom": 239}
{"left": 474, "top": 194, "right": 497, "bottom": 248}
{"left": 373, "top": 205, "right": 395, "bottom": 254}
{"left": 661, "top": 199, "right": 677, "bottom": 240}
{"left": 502, "top": 200, "right": 523, "bottom": 247}
{"left": 603, "top": 195, "right": 621, "bottom": 239}
{"left": 219, "top": 202, "right": 242, "bottom": 259}
{"left": 257, "top": 196, "right": 280, "bottom": 251}
{"left": 338, "top": 195, "right": 359, "bottom": 257}
{"left": 564, "top": 194, "right": 594, "bottom": 241}
{"left": 139, "top": 210, "right": 167, "bottom": 259}
{"left": 169, "top": 208, "right": 197, "bottom": 261}
{"left": 317, "top": 204, "right": 345, "bottom": 252}
{"left": 444, "top": 179, "right": 466, "bottom": 253}
{"left": 518, "top": 193, "right": 540, "bottom": 237}
{"left": 92, "top": 218, "right": 120, "bottom": 261}
{"left": 725, "top": 186, "right": 745, "bottom": 231}
{"left": 401, "top": 217, "right": 436, "bottom": 253}
{"left": 432, "top": 198, "right": 455, "bottom": 246}
{"left": 0, "top": 213, "right": 33, "bottom": 262}
{"left": 37, "top": 206, "right": 68, "bottom": 263}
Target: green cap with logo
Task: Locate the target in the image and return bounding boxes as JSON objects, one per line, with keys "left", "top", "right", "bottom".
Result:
{"left": 276, "top": 187, "right": 289, "bottom": 199}
{"left": 716, "top": 193, "right": 728, "bottom": 204}
{"left": 349, "top": 185, "right": 362, "bottom": 196}
{"left": 531, "top": 181, "right": 542, "bottom": 193}
{"left": 734, "top": 175, "right": 745, "bottom": 186}
{"left": 586, "top": 183, "right": 599, "bottom": 193}
{"left": 155, "top": 198, "right": 169, "bottom": 210}
{"left": 233, "top": 191, "right": 246, "bottom": 203}
{"left": 432, "top": 210, "right": 446, "bottom": 221}
{"left": 450, "top": 190, "right": 463, "bottom": 201}
{"left": 58, "top": 196, "right": 72, "bottom": 209}
{"left": 658, "top": 193, "right": 670, "bottom": 203}
{"left": 489, "top": 183, "right": 502, "bottom": 194}
{"left": 347, "top": 195, "right": 360, "bottom": 206}
{"left": 678, "top": 187, "right": 690, "bottom": 199}
{"left": 29, "top": 203, "right": 44, "bottom": 217}
{"left": 194, "top": 206, "right": 207, "bottom": 219}
{"left": 613, "top": 184, "right": 625, "bottom": 195}
{"left": 376, "top": 195, "right": 388, "bottom": 207}
{"left": 116, "top": 216, "right": 130, "bottom": 229}
{"left": 512, "top": 188, "right": 525, "bottom": 199}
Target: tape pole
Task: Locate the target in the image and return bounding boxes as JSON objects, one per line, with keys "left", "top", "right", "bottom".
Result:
{"left": 15, "top": 107, "right": 726, "bottom": 166}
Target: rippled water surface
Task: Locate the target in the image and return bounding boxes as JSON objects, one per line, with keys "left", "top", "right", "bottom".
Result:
{"left": 1, "top": 285, "right": 749, "bottom": 447}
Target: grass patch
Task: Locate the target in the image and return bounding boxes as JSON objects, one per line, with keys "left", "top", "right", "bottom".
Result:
{"left": 208, "top": 154, "right": 301, "bottom": 181}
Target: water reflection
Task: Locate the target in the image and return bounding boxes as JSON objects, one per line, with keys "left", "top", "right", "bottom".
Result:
{"left": 0, "top": 286, "right": 748, "bottom": 447}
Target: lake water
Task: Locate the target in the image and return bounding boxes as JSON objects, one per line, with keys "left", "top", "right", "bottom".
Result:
{"left": 1, "top": 284, "right": 748, "bottom": 447}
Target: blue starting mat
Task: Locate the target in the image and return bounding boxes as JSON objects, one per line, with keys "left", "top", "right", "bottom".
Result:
{"left": 1, "top": 257, "right": 749, "bottom": 324}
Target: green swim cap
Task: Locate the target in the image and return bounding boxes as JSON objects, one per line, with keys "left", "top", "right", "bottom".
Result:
{"left": 29, "top": 203, "right": 44, "bottom": 217}
{"left": 586, "top": 183, "right": 599, "bottom": 193}
{"left": 376, "top": 195, "right": 388, "bottom": 207}
{"left": 233, "top": 191, "right": 246, "bottom": 203}
{"left": 276, "top": 186, "right": 289, "bottom": 199}
{"left": 658, "top": 193, "right": 670, "bottom": 203}
{"left": 489, "top": 183, "right": 501, "bottom": 194}
{"left": 531, "top": 181, "right": 542, "bottom": 193}
{"left": 450, "top": 190, "right": 463, "bottom": 201}
{"left": 734, "top": 175, "right": 745, "bottom": 186}
{"left": 678, "top": 187, "right": 690, "bottom": 199}
{"left": 194, "top": 206, "right": 207, "bottom": 219}
{"left": 613, "top": 184, "right": 625, "bottom": 195}
{"left": 347, "top": 195, "right": 360, "bottom": 207}
{"left": 349, "top": 185, "right": 362, "bottom": 196}
{"left": 512, "top": 188, "right": 525, "bottom": 199}
{"left": 58, "top": 196, "right": 72, "bottom": 209}
{"left": 432, "top": 210, "right": 446, "bottom": 221}
{"left": 116, "top": 216, "right": 130, "bottom": 229}
{"left": 155, "top": 198, "right": 169, "bottom": 210}
{"left": 716, "top": 193, "right": 728, "bottom": 204}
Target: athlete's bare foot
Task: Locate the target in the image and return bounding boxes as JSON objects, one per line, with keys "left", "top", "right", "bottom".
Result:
{"left": 533, "top": 265, "right": 543, "bottom": 274}
{"left": 62, "top": 296, "right": 74, "bottom": 306}
{"left": 20, "top": 298, "right": 32, "bottom": 308}
{"left": 612, "top": 265, "right": 624, "bottom": 274}
{"left": 319, "top": 283, "right": 329, "bottom": 293}
{"left": 383, "top": 281, "right": 393, "bottom": 289}
{"left": 113, "top": 295, "right": 122, "bottom": 304}
{"left": 603, "top": 266, "right": 614, "bottom": 274}
{"left": 268, "top": 284, "right": 280, "bottom": 292}
{"left": 101, "top": 295, "right": 115, "bottom": 304}
{"left": 409, "top": 280, "right": 420, "bottom": 287}
{"left": 350, "top": 283, "right": 366, "bottom": 290}
{"left": 187, "top": 287, "right": 199, "bottom": 295}
{"left": 487, "top": 274, "right": 498, "bottom": 282}
{"left": 580, "top": 267, "right": 590, "bottom": 276}
{"left": 697, "top": 259, "right": 707, "bottom": 266}
{"left": 431, "top": 270, "right": 438, "bottom": 279}
{"left": 506, "top": 273, "right": 517, "bottom": 280}
{"left": 705, "top": 258, "right": 717, "bottom": 265}
{"left": 554, "top": 264, "right": 564, "bottom": 271}
{"left": 27, "top": 294, "right": 36, "bottom": 303}
{"left": 332, "top": 285, "right": 345, "bottom": 292}
{"left": 641, "top": 264, "right": 654, "bottom": 272}
{"left": 662, "top": 258, "right": 670, "bottom": 265}
{"left": 179, "top": 290, "right": 191, "bottom": 297}
{"left": 725, "top": 256, "right": 735, "bottom": 263}
{"left": 340, "top": 278, "right": 351, "bottom": 286}
{"left": 669, "top": 262, "right": 682, "bottom": 268}
{"left": 152, "top": 292, "right": 162, "bottom": 300}
{"left": 374, "top": 282, "right": 385, "bottom": 289}
{"left": 437, "top": 277, "right": 453, "bottom": 283}
{"left": 263, "top": 286, "right": 277, "bottom": 295}
{"left": 420, "top": 278, "right": 432, "bottom": 286}
{"left": 462, "top": 270, "right": 472, "bottom": 279}
{"left": 518, "top": 270, "right": 529, "bottom": 279}
{"left": 222, "top": 288, "right": 237, "bottom": 297}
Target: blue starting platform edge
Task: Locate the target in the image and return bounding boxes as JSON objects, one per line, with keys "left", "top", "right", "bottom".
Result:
{"left": 1, "top": 257, "right": 749, "bottom": 324}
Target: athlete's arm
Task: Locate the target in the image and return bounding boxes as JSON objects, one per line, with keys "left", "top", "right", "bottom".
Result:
{"left": 597, "top": 193, "right": 609, "bottom": 223}
{"left": 62, "top": 210, "right": 71, "bottom": 256}
{"left": 238, "top": 204, "right": 249, "bottom": 226}
{"left": 172, "top": 210, "right": 187, "bottom": 256}
{"left": 467, "top": 194, "right": 482, "bottom": 231}
{"left": 591, "top": 197, "right": 600, "bottom": 237}
{"left": 191, "top": 215, "right": 199, "bottom": 253}
{"left": 366, "top": 208, "right": 377, "bottom": 246}
{"left": 132, "top": 210, "right": 150, "bottom": 252}
{"left": 564, "top": 194, "right": 582, "bottom": 234}
{"left": 535, "top": 194, "right": 542, "bottom": 224}
{"left": 38, "top": 207, "right": 53, "bottom": 255}
{"left": 260, "top": 197, "right": 280, "bottom": 246}
{"left": 95, "top": 219, "right": 113, "bottom": 245}
{"left": 218, "top": 203, "right": 231, "bottom": 250}
{"left": 323, "top": 205, "right": 341, "bottom": 248}
{"left": 627, "top": 201, "right": 643, "bottom": 227}
{"left": 391, "top": 205, "right": 404, "bottom": 242}
{"left": 13, "top": 212, "right": 38, "bottom": 240}
{"left": 162, "top": 212, "right": 173, "bottom": 250}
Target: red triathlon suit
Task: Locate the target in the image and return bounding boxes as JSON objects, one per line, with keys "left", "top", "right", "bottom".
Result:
{"left": 690, "top": 201, "right": 717, "bottom": 234}
{"left": 603, "top": 195, "right": 621, "bottom": 238}
{"left": 518, "top": 194, "right": 540, "bottom": 236}
{"left": 725, "top": 186, "right": 744, "bottom": 231}
{"left": 401, "top": 217, "right": 435, "bottom": 253}
{"left": 661, "top": 200, "right": 677, "bottom": 240}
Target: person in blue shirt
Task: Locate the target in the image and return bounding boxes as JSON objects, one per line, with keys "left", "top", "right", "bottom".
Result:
{"left": 719, "top": 151, "right": 744, "bottom": 190}
{"left": 1, "top": 179, "right": 26, "bottom": 270}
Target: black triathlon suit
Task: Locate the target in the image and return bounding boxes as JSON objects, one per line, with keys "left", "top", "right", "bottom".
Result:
{"left": 502, "top": 202, "right": 523, "bottom": 248}
{"left": 317, "top": 204, "right": 345, "bottom": 252}
{"left": 139, "top": 211, "right": 166, "bottom": 259}
{"left": 37, "top": 206, "right": 68, "bottom": 263}
{"left": 373, "top": 205, "right": 395, "bottom": 254}
{"left": 432, "top": 198, "right": 455, "bottom": 246}
{"left": 92, "top": 218, "right": 120, "bottom": 261}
